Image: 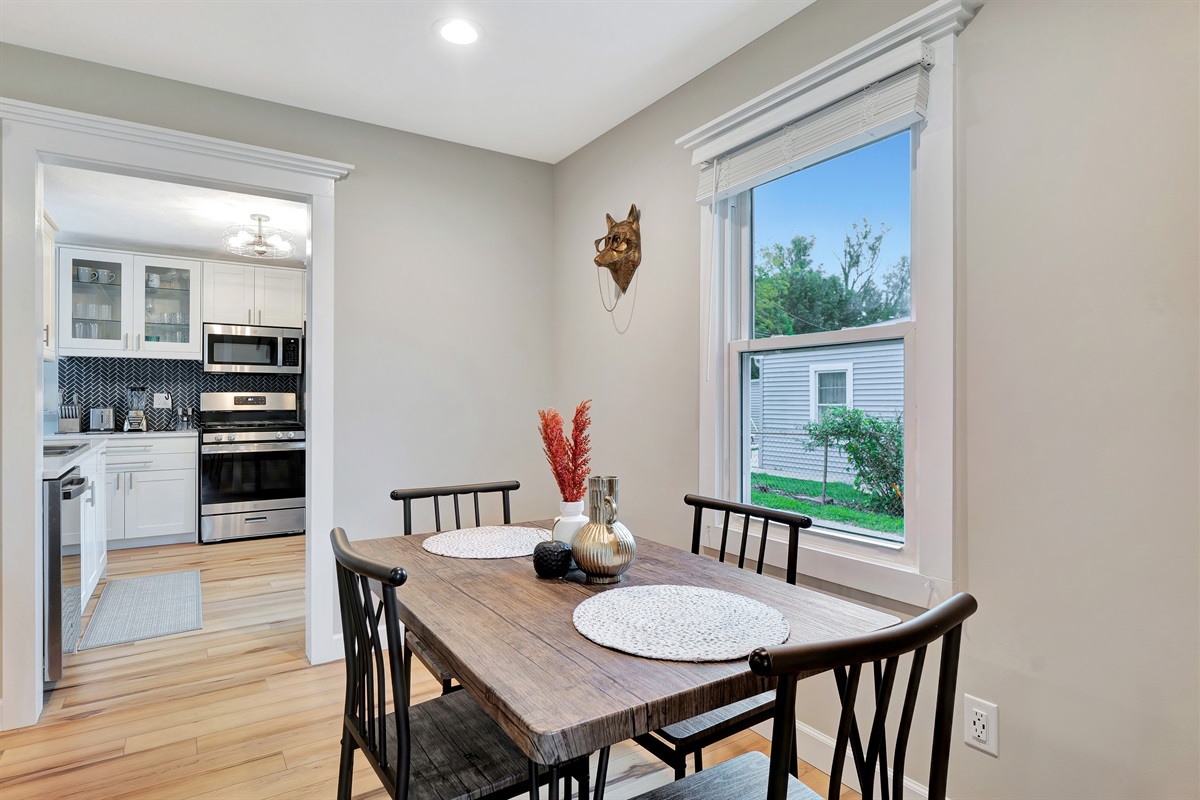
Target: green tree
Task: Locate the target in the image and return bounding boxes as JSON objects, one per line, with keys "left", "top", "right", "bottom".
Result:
{"left": 803, "top": 407, "right": 904, "bottom": 517}
{"left": 753, "top": 219, "right": 910, "bottom": 337}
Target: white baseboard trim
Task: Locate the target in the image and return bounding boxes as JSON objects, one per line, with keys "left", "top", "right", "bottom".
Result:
{"left": 751, "top": 719, "right": 937, "bottom": 800}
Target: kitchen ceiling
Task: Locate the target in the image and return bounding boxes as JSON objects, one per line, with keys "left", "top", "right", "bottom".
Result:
{"left": 44, "top": 166, "right": 310, "bottom": 269}
{"left": 0, "top": 0, "right": 812, "bottom": 164}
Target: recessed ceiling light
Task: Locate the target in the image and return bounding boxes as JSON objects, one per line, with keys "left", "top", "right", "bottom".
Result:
{"left": 435, "top": 18, "right": 482, "bottom": 46}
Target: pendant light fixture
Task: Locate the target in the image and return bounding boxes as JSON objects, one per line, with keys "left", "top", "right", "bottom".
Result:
{"left": 223, "top": 214, "right": 296, "bottom": 259}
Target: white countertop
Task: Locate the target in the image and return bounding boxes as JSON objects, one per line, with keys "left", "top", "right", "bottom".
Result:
{"left": 42, "top": 439, "right": 102, "bottom": 480}
{"left": 48, "top": 430, "right": 198, "bottom": 440}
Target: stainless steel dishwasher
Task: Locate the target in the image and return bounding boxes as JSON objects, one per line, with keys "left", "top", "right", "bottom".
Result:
{"left": 43, "top": 465, "right": 87, "bottom": 685}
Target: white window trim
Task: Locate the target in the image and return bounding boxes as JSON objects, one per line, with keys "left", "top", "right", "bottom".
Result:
{"left": 808, "top": 362, "right": 855, "bottom": 421}
{"left": 691, "top": 0, "right": 981, "bottom": 609}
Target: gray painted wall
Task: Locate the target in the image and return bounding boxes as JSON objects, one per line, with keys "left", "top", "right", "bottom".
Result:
{"left": 552, "top": 0, "right": 1199, "bottom": 797}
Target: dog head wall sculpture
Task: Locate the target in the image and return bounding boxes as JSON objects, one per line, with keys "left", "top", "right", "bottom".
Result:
{"left": 594, "top": 204, "right": 641, "bottom": 294}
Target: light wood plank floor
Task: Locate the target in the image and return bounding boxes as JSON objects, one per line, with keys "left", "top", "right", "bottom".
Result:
{"left": 1, "top": 538, "right": 856, "bottom": 799}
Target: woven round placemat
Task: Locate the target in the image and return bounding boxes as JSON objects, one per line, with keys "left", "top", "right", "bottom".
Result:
{"left": 421, "top": 526, "right": 549, "bottom": 559}
{"left": 572, "top": 585, "right": 790, "bottom": 662}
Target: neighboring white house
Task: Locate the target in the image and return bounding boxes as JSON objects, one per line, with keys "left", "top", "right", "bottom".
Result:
{"left": 748, "top": 337, "right": 904, "bottom": 485}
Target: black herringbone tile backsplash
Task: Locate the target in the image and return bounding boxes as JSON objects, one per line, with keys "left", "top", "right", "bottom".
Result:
{"left": 58, "top": 357, "right": 300, "bottom": 431}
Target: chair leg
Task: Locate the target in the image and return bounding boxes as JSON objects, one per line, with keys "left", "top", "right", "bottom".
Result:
{"left": 529, "top": 760, "right": 539, "bottom": 800}
{"left": 790, "top": 730, "right": 799, "bottom": 778}
{"left": 694, "top": 749, "right": 703, "bottom": 773}
{"left": 548, "top": 764, "right": 560, "bottom": 800}
{"left": 673, "top": 759, "right": 686, "bottom": 781}
{"left": 402, "top": 643, "right": 413, "bottom": 703}
{"left": 441, "top": 675, "right": 454, "bottom": 695}
{"left": 337, "top": 732, "right": 355, "bottom": 800}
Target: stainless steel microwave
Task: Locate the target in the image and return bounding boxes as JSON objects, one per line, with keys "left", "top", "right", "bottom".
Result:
{"left": 203, "top": 324, "right": 303, "bottom": 374}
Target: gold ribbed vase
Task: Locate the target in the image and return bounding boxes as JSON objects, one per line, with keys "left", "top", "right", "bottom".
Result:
{"left": 571, "top": 476, "right": 636, "bottom": 585}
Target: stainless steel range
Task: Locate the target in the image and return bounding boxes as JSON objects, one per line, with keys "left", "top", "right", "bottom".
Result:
{"left": 198, "top": 391, "right": 305, "bottom": 543}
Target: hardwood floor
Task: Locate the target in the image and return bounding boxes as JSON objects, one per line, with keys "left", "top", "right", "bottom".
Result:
{"left": 0, "top": 538, "right": 856, "bottom": 799}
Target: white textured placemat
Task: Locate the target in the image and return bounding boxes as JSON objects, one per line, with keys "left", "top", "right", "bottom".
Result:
{"left": 422, "top": 526, "right": 550, "bottom": 559}
{"left": 573, "top": 585, "right": 790, "bottom": 662}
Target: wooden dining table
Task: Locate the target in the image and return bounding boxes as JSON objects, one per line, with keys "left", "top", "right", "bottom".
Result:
{"left": 355, "top": 520, "right": 899, "bottom": 777}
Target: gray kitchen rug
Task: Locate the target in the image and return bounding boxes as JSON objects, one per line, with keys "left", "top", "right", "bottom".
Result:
{"left": 62, "top": 585, "right": 81, "bottom": 654}
{"left": 79, "top": 570, "right": 203, "bottom": 650}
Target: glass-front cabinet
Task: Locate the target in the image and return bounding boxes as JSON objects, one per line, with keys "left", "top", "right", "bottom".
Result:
{"left": 135, "top": 255, "right": 202, "bottom": 356}
{"left": 58, "top": 247, "right": 134, "bottom": 354}
{"left": 58, "top": 247, "right": 202, "bottom": 359}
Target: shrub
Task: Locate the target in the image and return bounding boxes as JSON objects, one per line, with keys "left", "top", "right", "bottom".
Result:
{"left": 804, "top": 407, "right": 903, "bottom": 517}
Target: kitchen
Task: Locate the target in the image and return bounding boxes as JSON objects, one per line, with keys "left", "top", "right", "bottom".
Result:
{"left": 40, "top": 164, "right": 310, "bottom": 683}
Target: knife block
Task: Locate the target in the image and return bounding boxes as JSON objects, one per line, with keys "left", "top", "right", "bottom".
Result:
{"left": 57, "top": 417, "right": 81, "bottom": 434}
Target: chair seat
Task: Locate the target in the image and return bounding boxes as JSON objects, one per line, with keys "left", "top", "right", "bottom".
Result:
{"left": 630, "top": 751, "right": 820, "bottom": 800}
{"left": 363, "top": 689, "right": 548, "bottom": 800}
{"left": 658, "top": 690, "right": 776, "bottom": 746}
{"left": 407, "top": 630, "right": 455, "bottom": 685}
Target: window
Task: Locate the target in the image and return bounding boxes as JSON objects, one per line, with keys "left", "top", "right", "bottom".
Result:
{"left": 813, "top": 369, "right": 849, "bottom": 420}
{"left": 739, "top": 135, "right": 908, "bottom": 544}
{"left": 684, "top": 2, "right": 980, "bottom": 607}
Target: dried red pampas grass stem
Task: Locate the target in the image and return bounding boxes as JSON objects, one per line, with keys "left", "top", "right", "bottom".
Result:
{"left": 538, "top": 399, "right": 592, "bottom": 503}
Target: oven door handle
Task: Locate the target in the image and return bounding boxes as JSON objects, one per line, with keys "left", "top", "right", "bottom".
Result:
{"left": 201, "top": 441, "right": 306, "bottom": 454}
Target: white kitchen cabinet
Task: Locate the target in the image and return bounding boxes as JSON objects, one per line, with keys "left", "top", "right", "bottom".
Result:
{"left": 42, "top": 212, "right": 58, "bottom": 362}
{"left": 75, "top": 446, "right": 107, "bottom": 605}
{"left": 58, "top": 246, "right": 203, "bottom": 360}
{"left": 125, "top": 469, "right": 197, "bottom": 539}
{"left": 203, "top": 261, "right": 305, "bottom": 328}
{"left": 106, "top": 435, "right": 197, "bottom": 544}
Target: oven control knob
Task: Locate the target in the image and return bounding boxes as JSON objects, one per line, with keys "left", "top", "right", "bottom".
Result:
{"left": 227, "top": 434, "right": 237, "bottom": 442}
{"left": 287, "top": 432, "right": 296, "bottom": 440}
{"left": 214, "top": 435, "right": 223, "bottom": 442}
{"left": 276, "top": 432, "right": 285, "bottom": 440}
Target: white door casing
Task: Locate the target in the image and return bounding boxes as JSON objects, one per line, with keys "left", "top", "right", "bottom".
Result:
{"left": 0, "top": 97, "right": 352, "bottom": 730}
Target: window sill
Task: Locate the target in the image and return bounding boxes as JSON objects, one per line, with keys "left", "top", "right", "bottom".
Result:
{"left": 702, "top": 522, "right": 952, "bottom": 609}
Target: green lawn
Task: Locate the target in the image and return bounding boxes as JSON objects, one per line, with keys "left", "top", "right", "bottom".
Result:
{"left": 750, "top": 472, "right": 904, "bottom": 535}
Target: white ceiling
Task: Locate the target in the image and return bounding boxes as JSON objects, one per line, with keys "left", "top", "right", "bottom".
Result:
{"left": 44, "top": 166, "right": 310, "bottom": 269}
{"left": 0, "top": 0, "right": 812, "bottom": 164}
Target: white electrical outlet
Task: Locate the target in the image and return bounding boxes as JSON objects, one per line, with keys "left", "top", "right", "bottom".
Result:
{"left": 963, "top": 694, "right": 998, "bottom": 756}
{"left": 153, "top": 392, "right": 172, "bottom": 409}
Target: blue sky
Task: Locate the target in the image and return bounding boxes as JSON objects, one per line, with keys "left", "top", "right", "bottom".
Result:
{"left": 752, "top": 130, "right": 911, "bottom": 278}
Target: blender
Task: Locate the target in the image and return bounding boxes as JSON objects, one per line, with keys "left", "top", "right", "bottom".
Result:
{"left": 124, "top": 386, "right": 149, "bottom": 432}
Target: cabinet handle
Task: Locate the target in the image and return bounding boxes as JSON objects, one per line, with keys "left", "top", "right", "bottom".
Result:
{"left": 110, "top": 461, "right": 153, "bottom": 468}
{"left": 109, "top": 445, "right": 152, "bottom": 451}
{"left": 117, "top": 473, "right": 122, "bottom": 491}
{"left": 86, "top": 481, "right": 96, "bottom": 507}
{"left": 124, "top": 333, "right": 129, "bottom": 350}
{"left": 248, "top": 309, "right": 252, "bottom": 325}
{"left": 136, "top": 333, "right": 141, "bottom": 350}
{"left": 258, "top": 310, "right": 262, "bottom": 325}
{"left": 43, "top": 325, "right": 50, "bottom": 346}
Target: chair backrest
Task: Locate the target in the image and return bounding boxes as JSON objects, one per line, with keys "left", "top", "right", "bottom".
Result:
{"left": 749, "top": 592, "right": 978, "bottom": 800}
{"left": 389, "top": 480, "right": 520, "bottom": 535}
{"left": 331, "top": 527, "right": 411, "bottom": 799}
{"left": 684, "top": 494, "right": 812, "bottom": 585}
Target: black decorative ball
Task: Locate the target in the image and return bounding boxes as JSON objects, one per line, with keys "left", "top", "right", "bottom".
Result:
{"left": 533, "top": 540, "right": 573, "bottom": 579}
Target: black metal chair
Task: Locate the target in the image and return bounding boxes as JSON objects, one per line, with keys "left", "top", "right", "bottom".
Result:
{"left": 628, "top": 592, "right": 979, "bottom": 800}
{"left": 331, "top": 527, "right": 587, "bottom": 800}
{"left": 389, "top": 480, "right": 520, "bottom": 695}
{"left": 633, "top": 493, "right": 812, "bottom": 780}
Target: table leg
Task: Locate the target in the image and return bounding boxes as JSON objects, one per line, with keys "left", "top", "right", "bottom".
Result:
{"left": 593, "top": 747, "right": 611, "bottom": 800}
{"left": 529, "top": 761, "right": 538, "bottom": 800}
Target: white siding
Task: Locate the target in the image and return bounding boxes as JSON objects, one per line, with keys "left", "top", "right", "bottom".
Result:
{"left": 748, "top": 339, "right": 903, "bottom": 482}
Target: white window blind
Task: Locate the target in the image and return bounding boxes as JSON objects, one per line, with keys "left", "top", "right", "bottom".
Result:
{"left": 695, "top": 65, "right": 929, "bottom": 205}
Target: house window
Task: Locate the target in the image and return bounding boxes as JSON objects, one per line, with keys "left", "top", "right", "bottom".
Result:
{"left": 739, "top": 133, "right": 908, "bottom": 544}
{"left": 813, "top": 368, "right": 849, "bottom": 420}
{"left": 685, "top": 1, "right": 979, "bottom": 607}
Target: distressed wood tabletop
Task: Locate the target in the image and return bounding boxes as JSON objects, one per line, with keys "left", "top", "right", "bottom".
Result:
{"left": 355, "top": 521, "right": 898, "bottom": 766}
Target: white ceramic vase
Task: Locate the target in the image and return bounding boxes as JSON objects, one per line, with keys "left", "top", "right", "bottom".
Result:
{"left": 550, "top": 500, "right": 588, "bottom": 544}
